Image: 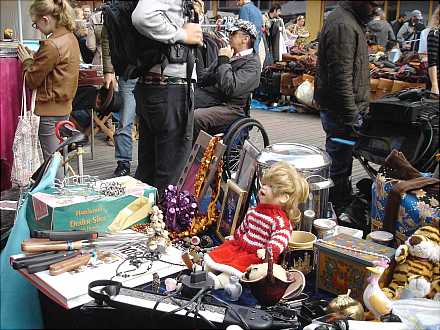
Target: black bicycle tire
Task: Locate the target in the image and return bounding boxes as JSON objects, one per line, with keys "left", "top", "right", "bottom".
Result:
{"left": 223, "top": 119, "right": 269, "bottom": 179}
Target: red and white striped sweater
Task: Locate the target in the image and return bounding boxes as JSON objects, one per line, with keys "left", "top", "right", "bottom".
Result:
{"left": 233, "top": 203, "right": 292, "bottom": 261}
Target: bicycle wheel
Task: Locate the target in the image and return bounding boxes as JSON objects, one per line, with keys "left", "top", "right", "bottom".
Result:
{"left": 223, "top": 118, "right": 269, "bottom": 179}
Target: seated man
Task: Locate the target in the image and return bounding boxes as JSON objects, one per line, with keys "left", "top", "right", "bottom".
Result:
{"left": 194, "top": 20, "right": 261, "bottom": 140}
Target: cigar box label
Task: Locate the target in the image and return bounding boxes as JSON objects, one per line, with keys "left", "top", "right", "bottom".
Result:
{"left": 318, "top": 253, "right": 367, "bottom": 300}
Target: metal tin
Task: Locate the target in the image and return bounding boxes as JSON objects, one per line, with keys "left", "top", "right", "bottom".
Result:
{"left": 256, "top": 143, "right": 332, "bottom": 174}
{"left": 256, "top": 143, "right": 333, "bottom": 218}
{"left": 314, "top": 234, "right": 395, "bottom": 301}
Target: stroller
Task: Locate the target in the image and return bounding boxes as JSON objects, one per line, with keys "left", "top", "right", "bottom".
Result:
{"left": 355, "top": 89, "right": 439, "bottom": 178}
{"left": 334, "top": 89, "right": 439, "bottom": 231}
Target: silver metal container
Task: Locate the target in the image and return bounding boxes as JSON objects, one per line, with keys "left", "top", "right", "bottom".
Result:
{"left": 256, "top": 143, "right": 333, "bottom": 220}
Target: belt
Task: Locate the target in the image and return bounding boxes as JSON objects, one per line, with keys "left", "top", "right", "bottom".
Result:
{"left": 139, "top": 73, "right": 188, "bottom": 85}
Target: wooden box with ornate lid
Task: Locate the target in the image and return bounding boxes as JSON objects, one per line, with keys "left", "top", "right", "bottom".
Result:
{"left": 314, "top": 233, "right": 395, "bottom": 301}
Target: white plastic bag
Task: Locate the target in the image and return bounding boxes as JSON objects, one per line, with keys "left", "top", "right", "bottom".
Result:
{"left": 11, "top": 83, "right": 42, "bottom": 187}
{"left": 391, "top": 298, "right": 440, "bottom": 330}
{"left": 295, "top": 80, "right": 315, "bottom": 108}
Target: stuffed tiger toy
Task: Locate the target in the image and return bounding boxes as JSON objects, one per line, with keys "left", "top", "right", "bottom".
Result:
{"left": 382, "top": 225, "right": 440, "bottom": 300}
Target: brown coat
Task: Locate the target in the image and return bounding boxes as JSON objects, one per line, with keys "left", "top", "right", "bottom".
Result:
{"left": 101, "top": 25, "right": 114, "bottom": 74}
{"left": 23, "top": 26, "right": 80, "bottom": 116}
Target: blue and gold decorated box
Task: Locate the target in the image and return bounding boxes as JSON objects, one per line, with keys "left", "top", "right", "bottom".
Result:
{"left": 315, "top": 234, "right": 395, "bottom": 301}
{"left": 371, "top": 173, "right": 440, "bottom": 246}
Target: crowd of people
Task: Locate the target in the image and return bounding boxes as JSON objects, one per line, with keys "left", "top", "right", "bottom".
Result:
{"left": 14, "top": 0, "right": 439, "bottom": 211}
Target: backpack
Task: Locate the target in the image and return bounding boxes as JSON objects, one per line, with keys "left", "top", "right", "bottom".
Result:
{"left": 102, "top": 0, "right": 168, "bottom": 80}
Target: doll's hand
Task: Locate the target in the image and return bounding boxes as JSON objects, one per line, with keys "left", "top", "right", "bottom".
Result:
{"left": 224, "top": 236, "right": 233, "bottom": 241}
{"left": 257, "top": 249, "right": 266, "bottom": 260}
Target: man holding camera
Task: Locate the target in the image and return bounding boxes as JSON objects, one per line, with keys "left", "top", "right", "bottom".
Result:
{"left": 193, "top": 20, "right": 261, "bottom": 140}
{"left": 131, "top": 0, "right": 203, "bottom": 194}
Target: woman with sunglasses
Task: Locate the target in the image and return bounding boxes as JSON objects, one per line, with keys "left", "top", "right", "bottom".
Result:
{"left": 17, "top": 0, "right": 80, "bottom": 178}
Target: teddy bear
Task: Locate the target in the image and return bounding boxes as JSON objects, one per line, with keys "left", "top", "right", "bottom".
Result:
{"left": 381, "top": 225, "right": 440, "bottom": 301}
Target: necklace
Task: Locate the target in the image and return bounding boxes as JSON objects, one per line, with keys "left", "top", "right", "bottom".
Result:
{"left": 317, "top": 239, "right": 392, "bottom": 263}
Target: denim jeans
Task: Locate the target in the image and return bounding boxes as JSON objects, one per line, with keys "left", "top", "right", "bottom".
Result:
{"left": 114, "top": 78, "right": 137, "bottom": 163}
{"left": 320, "top": 110, "right": 363, "bottom": 208}
{"left": 39, "top": 115, "right": 70, "bottom": 179}
{"left": 320, "top": 111, "right": 356, "bottom": 180}
{"left": 134, "top": 83, "right": 193, "bottom": 194}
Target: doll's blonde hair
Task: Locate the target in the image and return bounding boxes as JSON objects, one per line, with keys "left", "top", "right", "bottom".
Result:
{"left": 261, "top": 161, "right": 309, "bottom": 225}
{"left": 30, "top": 0, "right": 75, "bottom": 32}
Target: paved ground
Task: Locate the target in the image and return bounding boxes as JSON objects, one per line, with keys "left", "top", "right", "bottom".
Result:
{"left": 1, "top": 108, "right": 368, "bottom": 201}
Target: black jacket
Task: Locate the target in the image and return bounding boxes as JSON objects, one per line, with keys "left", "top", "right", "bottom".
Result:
{"left": 195, "top": 52, "right": 261, "bottom": 109}
{"left": 314, "top": 2, "right": 370, "bottom": 125}
{"left": 367, "top": 19, "right": 395, "bottom": 47}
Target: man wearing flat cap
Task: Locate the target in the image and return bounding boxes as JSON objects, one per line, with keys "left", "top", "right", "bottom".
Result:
{"left": 397, "top": 10, "right": 426, "bottom": 50}
{"left": 193, "top": 19, "right": 261, "bottom": 139}
{"left": 315, "top": 1, "right": 383, "bottom": 219}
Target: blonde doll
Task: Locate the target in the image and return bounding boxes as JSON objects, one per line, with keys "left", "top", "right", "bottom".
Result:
{"left": 204, "top": 161, "right": 309, "bottom": 289}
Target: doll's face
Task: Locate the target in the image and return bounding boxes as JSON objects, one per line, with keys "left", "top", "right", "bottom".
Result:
{"left": 258, "top": 184, "right": 286, "bottom": 205}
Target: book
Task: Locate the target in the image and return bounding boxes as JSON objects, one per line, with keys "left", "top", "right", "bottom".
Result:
{"left": 10, "top": 242, "right": 186, "bottom": 309}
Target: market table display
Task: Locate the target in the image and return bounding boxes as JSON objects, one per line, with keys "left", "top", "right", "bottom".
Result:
{"left": 4, "top": 130, "right": 440, "bottom": 329}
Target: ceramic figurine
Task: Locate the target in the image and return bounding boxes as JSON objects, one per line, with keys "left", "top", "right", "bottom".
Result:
{"left": 382, "top": 225, "right": 440, "bottom": 300}
{"left": 363, "top": 259, "right": 393, "bottom": 319}
{"left": 203, "top": 162, "right": 309, "bottom": 289}
{"left": 152, "top": 273, "right": 160, "bottom": 293}
{"left": 146, "top": 206, "right": 170, "bottom": 253}
{"left": 224, "top": 275, "right": 242, "bottom": 301}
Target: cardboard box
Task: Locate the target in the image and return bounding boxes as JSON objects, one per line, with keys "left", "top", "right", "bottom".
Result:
{"left": 315, "top": 234, "right": 395, "bottom": 301}
{"left": 27, "top": 176, "right": 157, "bottom": 233}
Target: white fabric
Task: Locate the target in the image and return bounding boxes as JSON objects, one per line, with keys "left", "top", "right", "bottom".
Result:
{"left": 232, "top": 48, "right": 254, "bottom": 60}
{"left": 278, "top": 33, "right": 288, "bottom": 60}
{"left": 418, "top": 27, "right": 430, "bottom": 54}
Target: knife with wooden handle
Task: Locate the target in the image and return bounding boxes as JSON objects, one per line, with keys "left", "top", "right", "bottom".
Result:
{"left": 21, "top": 239, "right": 84, "bottom": 253}
{"left": 49, "top": 254, "right": 91, "bottom": 276}
{"left": 21, "top": 238, "right": 132, "bottom": 253}
{"left": 26, "top": 252, "right": 81, "bottom": 274}
{"left": 31, "top": 230, "right": 99, "bottom": 241}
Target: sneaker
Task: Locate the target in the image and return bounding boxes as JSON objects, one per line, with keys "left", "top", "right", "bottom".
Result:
{"left": 114, "top": 161, "right": 130, "bottom": 177}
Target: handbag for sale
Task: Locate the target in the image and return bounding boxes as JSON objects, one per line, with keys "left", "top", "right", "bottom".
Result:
{"left": 11, "top": 83, "right": 42, "bottom": 187}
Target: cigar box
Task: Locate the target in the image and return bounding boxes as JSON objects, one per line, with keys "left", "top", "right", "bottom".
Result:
{"left": 27, "top": 176, "right": 157, "bottom": 233}
{"left": 315, "top": 234, "right": 395, "bottom": 301}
